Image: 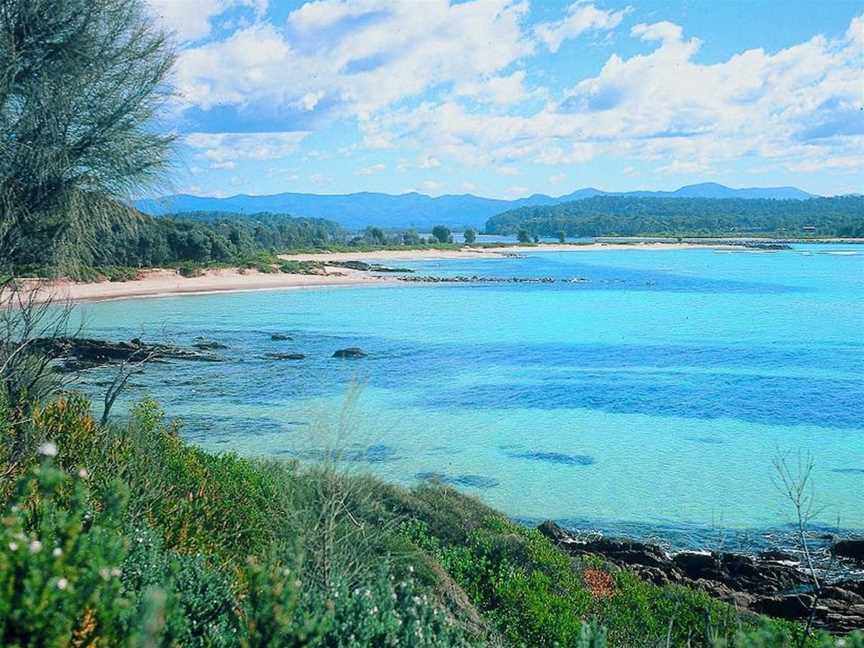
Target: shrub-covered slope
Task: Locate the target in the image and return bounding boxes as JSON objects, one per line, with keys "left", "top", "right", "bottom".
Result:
{"left": 1, "top": 396, "right": 860, "bottom": 647}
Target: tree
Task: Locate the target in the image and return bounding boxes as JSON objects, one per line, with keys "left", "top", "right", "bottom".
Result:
{"left": 364, "top": 227, "right": 386, "bottom": 245}
{"left": 558, "top": 230, "right": 566, "bottom": 243}
{"left": 431, "top": 225, "right": 452, "bottom": 244}
{"left": 463, "top": 228, "right": 477, "bottom": 245}
{"left": 0, "top": 0, "right": 175, "bottom": 274}
{"left": 402, "top": 230, "right": 421, "bottom": 246}
{"left": 517, "top": 229, "right": 532, "bottom": 243}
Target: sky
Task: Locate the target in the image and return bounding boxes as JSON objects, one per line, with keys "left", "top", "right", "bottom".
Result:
{"left": 145, "top": 0, "right": 864, "bottom": 199}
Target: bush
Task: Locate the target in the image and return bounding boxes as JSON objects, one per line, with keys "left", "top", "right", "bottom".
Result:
{"left": 0, "top": 457, "right": 129, "bottom": 647}
{"left": 177, "top": 262, "right": 204, "bottom": 278}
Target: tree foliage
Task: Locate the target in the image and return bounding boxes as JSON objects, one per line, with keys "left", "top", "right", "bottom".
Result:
{"left": 0, "top": 0, "right": 175, "bottom": 272}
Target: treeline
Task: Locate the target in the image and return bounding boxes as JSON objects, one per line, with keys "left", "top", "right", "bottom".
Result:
{"left": 18, "top": 204, "right": 346, "bottom": 277}
{"left": 485, "top": 196, "right": 864, "bottom": 238}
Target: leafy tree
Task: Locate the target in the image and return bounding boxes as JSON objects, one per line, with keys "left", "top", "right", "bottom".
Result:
{"left": 558, "top": 230, "right": 566, "bottom": 243}
{"left": 364, "top": 226, "right": 387, "bottom": 245}
{"left": 463, "top": 228, "right": 477, "bottom": 244}
{"left": 431, "top": 225, "right": 452, "bottom": 244}
{"left": 402, "top": 230, "right": 422, "bottom": 245}
{"left": 517, "top": 229, "right": 532, "bottom": 243}
{"left": 0, "top": 0, "right": 175, "bottom": 274}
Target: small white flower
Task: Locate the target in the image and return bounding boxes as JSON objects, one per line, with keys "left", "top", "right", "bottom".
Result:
{"left": 78, "top": 468, "right": 89, "bottom": 479}
{"left": 56, "top": 578, "right": 68, "bottom": 590}
{"left": 408, "top": 565, "right": 414, "bottom": 573}
{"left": 8, "top": 542, "right": 18, "bottom": 551}
{"left": 38, "top": 442, "right": 58, "bottom": 457}
{"left": 29, "top": 540, "right": 42, "bottom": 554}
{"left": 99, "top": 568, "right": 110, "bottom": 580}
{"left": 52, "top": 547, "right": 63, "bottom": 558}
{"left": 110, "top": 567, "right": 121, "bottom": 577}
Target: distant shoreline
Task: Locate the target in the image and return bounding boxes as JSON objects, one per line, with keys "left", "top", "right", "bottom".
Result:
{"left": 33, "top": 239, "right": 858, "bottom": 304}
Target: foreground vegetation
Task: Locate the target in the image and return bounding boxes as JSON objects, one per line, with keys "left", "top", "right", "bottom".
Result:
{"left": 486, "top": 196, "right": 864, "bottom": 239}
{"left": 2, "top": 390, "right": 861, "bottom": 646}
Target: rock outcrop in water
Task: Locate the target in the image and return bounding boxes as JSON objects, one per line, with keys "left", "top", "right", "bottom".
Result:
{"left": 264, "top": 352, "right": 305, "bottom": 361}
{"left": 538, "top": 521, "right": 864, "bottom": 632}
{"left": 397, "top": 275, "right": 560, "bottom": 284}
{"left": 833, "top": 539, "right": 864, "bottom": 564}
{"left": 325, "top": 261, "right": 414, "bottom": 273}
{"left": 332, "top": 347, "right": 367, "bottom": 358}
{"left": 35, "top": 337, "right": 223, "bottom": 370}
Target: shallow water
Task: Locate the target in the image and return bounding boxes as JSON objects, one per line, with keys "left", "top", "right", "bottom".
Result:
{"left": 74, "top": 245, "right": 864, "bottom": 542}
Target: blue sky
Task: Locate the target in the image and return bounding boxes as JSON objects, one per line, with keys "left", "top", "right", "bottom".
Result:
{"left": 146, "top": 0, "right": 863, "bottom": 198}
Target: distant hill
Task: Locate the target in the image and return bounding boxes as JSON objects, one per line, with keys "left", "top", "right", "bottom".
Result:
{"left": 485, "top": 195, "right": 864, "bottom": 238}
{"left": 135, "top": 183, "right": 816, "bottom": 230}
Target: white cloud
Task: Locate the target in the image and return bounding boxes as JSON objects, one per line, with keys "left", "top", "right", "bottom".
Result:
{"left": 418, "top": 180, "right": 444, "bottom": 194}
{"left": 362, "top": 14, "right": 864, "bottom": 177}
{"left": 418, "top": 155, "right": 441, "bottom": 169}
{"left": 175, "top": 0, "right": 532, "bottom": 115}
{"left": 455, "top": 71, "right": 535, "bottom": 105}
{"left": 356, "top": 163, "right": 386, "bottom": 175}
{"left": 185, "top": 132, "right": 309, "bottom": 163}
{"left": 146, "top": 0, "right": 267, "bottom": 42}
{"left": 505, "top": 185, "right": 530, "bottom": 197}
{"left": 535, "top": 2, "right": 629, "bottom": 53}
{"left": 549, "top": 172, "right": 566, "bottom": 184}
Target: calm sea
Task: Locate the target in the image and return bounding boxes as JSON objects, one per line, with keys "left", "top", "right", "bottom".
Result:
{"left": 73, "top": 244, "right": 864, "bottom": 547}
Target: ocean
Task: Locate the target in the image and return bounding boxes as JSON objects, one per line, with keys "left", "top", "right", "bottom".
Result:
{"left": 72, "top": 244, "right": 864, "bottom": 547}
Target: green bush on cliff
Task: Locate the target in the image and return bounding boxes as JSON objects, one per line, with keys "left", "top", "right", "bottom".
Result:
{"left": 1, "top": 394, "right": 860, "bottom": 647}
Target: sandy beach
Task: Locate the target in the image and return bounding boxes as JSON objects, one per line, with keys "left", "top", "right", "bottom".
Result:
{"left": 36, "top": 242, "right": 727, "bottom": 303}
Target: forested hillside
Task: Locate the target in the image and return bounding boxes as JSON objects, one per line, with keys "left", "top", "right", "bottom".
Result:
{"left": 14, "top": 202, "right": 345, "bottom": 277}
{"left": 485, "top": 196, "right": 864, "bottom": 238}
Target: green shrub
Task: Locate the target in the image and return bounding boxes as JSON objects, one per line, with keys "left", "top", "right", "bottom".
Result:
{"left": 715, "top": 624, "right": 863, "bottom": 647}
{"left": 177, "top": 262, "right": 204, "bottom": 278}
{"left": 0, "top": 458, "right": 129, "bottom": 647}
{"left": 314, "top": 566, "right": 477, "bottom": 647}
{"left": 121, "top": 524, "right": 240, "bottom": 647}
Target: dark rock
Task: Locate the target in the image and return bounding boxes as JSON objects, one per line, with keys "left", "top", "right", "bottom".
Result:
{"left": 325, "top": 260, "right": 414, "bottom": 273}
{"left": 264, "top": 353, "right": 305, "bottom": 360}
{"left": 752, "top": 594, "right": 814, "bottom": 619}
{"left": 535, "top": 521, "right": 864, "bottom": 632}
{"left": 33, "top": 337, "right": 222, "bottom": 367}
{"left": 537, "top": 520, "right": 575, "bottom": 545}
{"left": 270, "top": 334, "right": 293, "bottom": 341}
{"left": 192, "top": 338, "right": 228, "bottom": 350}
{"left": 833, "top": 539, "right": 864, "bottom": 563}
{"left": 333, "top": 347, "right": 367, "bottom": 358}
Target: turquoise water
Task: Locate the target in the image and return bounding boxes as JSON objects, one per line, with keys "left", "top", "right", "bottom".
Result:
{"left": 74, "top": 245, "right": 864, "bottom": 543}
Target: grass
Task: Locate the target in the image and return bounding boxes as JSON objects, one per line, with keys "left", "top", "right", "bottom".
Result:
{"left": 1, "top": 394, "right": 860, "bottom": 647}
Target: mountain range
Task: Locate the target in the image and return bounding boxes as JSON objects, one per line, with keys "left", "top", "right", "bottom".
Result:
{"left": 135, "top": 182, "right": 816, "bottom": 230}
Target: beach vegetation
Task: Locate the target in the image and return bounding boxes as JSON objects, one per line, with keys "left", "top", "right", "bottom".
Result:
{"left": 432, "top": 225, "right": 454, "bottom": 244}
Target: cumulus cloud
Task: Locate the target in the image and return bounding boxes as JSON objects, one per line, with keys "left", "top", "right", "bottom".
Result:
{"left": 535, "top": 2, "right": 629, "bottom": 53}
{"left": 174, "top": 0, "right": 532, "bottom": 118}
{"left": 146, "top": 0, "right": 267, "bottom": 42}
{"left": 362, "top": 13, "right": 864, "bottom": 176}
{"left": 455, "top": 71, "right": 535, "bottom": 105}
{"left": 185, "top": 132, "right": 310, "bottom": 163}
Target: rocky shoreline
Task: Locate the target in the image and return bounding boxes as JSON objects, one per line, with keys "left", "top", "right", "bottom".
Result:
{"left": 538, "top": 521, "right": 864, "bottom": 632}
